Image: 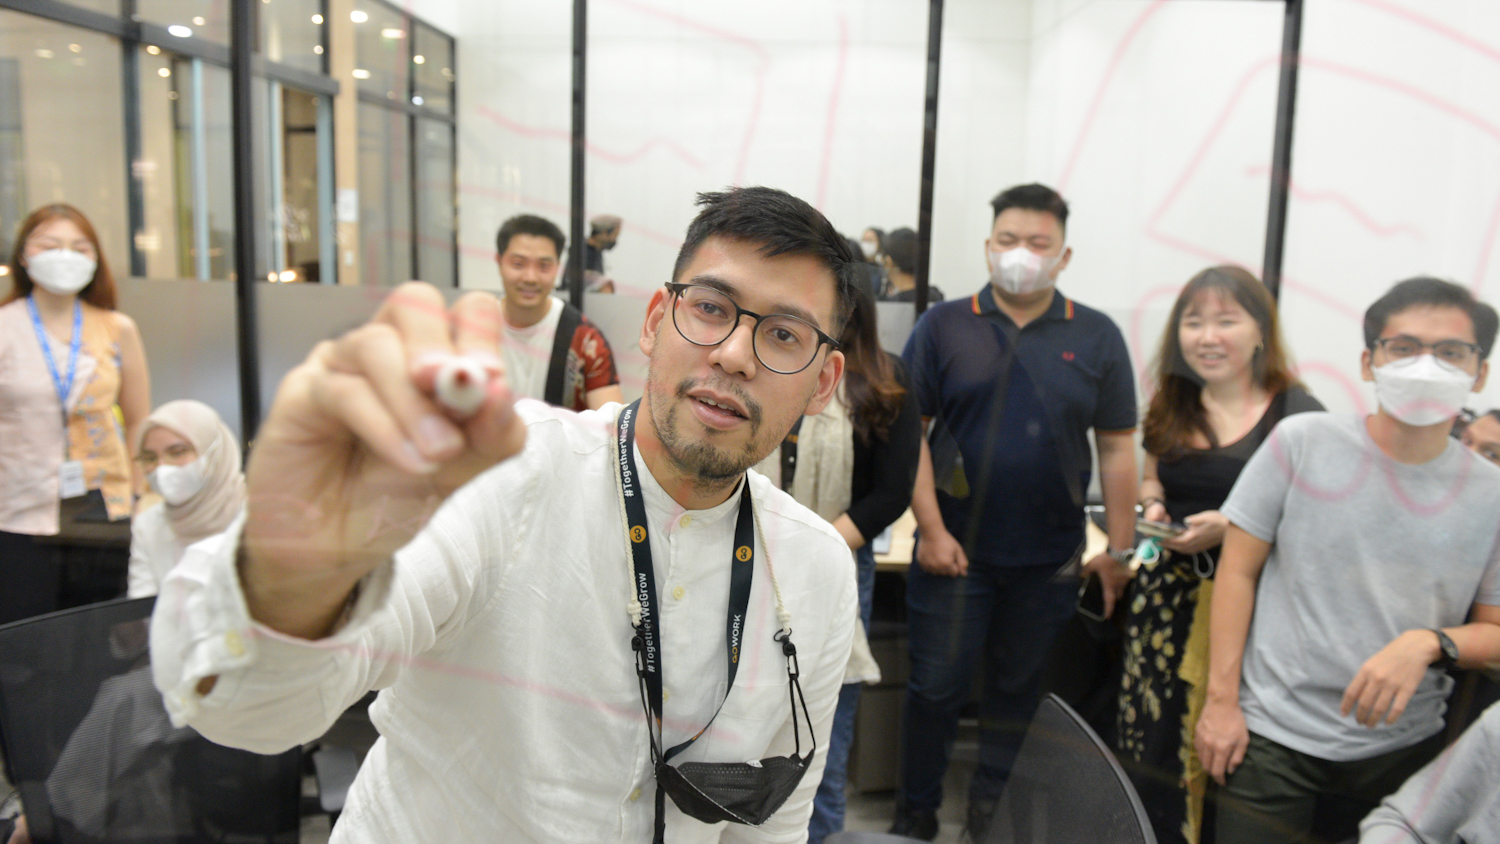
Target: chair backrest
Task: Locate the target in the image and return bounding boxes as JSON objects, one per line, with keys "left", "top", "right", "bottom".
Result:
{"left": 0, "top": 597, "right": 301, "bottom": 844}
{"left": 987, "top": 694, "right": 1158, "bottom": 844}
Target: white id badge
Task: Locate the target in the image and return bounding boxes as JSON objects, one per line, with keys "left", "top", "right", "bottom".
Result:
{"left": 59, "top": 460, "right": 87, "bottom": 499}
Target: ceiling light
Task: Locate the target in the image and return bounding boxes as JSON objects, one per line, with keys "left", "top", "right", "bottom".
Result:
{"left": 313, "top": 45, "right": 323, "bottom": 54}
{"left": 34, "top": 48, "right": 54, "bottom": 59}
{"left": 158, "top": 67, "right": 171, "bottom": 77}
{"left": 350, "top": 10, "right": 368, "bottom": 23}
{"left": 352, "top": 68, "right": 370, "bottom": 79}
{"left": 278, "top": 269, "right": 298, "bottom": 282}
{"left": 191, "top": 16, "right": 205, "bottom": 25}
{"left": 168, "top": 25, "right": 192, "bottom": 37}
{"left": 381, "top": 27, "right": 404, "bottom": 38}
{"left": 0, "top": 266, "right": 9, "bottom": 276}
{"left": 413, "top": 54, "right": 424, "bottom": 64}
{"left": 311, "top": 14, "right": 323, "bottom": 24}
{"left": 146, "top": 45, "right": 161, "bottom": 55}
{"left": 68, "top": 43, "right": 82, "bottom": 53}
{"left": 412, "top": 95, "right": 424, "bottom": 105}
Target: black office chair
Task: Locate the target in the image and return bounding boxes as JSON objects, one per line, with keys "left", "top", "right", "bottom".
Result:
{"left": 0, "top": 597, "right": 302, "bottom": 844}
{"left": 828, "top": 694, "right": 1156, "bottom": 844}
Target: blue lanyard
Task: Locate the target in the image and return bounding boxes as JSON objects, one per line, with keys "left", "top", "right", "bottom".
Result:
{"left": 25, "top": 296, "right": 82, "bottom": 430}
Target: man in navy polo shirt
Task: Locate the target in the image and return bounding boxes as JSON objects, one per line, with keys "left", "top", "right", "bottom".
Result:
{"left": 891, "top": 184, "right": 1139, "bottom": 840}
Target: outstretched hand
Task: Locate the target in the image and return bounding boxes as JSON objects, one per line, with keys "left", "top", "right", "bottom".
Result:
{"left": 241, "top": 283, "right": 528, "bottom": 638}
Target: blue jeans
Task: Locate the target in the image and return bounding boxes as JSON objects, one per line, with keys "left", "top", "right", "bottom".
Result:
{"left": 898, "top": 555, "right": 1078, "bottom": 811}
{"left": 808, "top": 545, "right": 876, "bottom": 844}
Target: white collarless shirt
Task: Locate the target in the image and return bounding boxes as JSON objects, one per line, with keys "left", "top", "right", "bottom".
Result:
{"left": 502, "top": 296, "right": 564, "bottom": 402}
{"left": 150, "top": 400, "right": 857, "bottom": 843}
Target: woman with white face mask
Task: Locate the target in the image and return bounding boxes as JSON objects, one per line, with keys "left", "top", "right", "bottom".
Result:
{"left": 0, "top": 204, "right": 151, "bottom": 624}
{"left": 128, "top": 400, "right": 245, "bottom": 598}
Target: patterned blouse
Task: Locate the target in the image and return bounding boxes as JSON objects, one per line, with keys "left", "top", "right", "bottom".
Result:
{"left": 0, "top": 298, "right": 133, "bottom": 534}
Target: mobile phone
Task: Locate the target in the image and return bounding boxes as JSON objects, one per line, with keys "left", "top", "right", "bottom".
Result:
{"left": 1136, "top": 518, "right": 1186, "bottom": 539}
{"left": 1077, "top": 573, "right": 1107, "bottom": 622}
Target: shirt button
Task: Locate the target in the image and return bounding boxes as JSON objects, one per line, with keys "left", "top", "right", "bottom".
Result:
{"left": 672, "top": 585, "right": 685, "bottom": 601}
{"left": 679, "top": 515, "right": 692, "bottom": 528}
{"left": 224, "top": 630, "right": 246, "bottom": 657}
{"left": 629, "top": 788, "right": 642, "bottom": 802}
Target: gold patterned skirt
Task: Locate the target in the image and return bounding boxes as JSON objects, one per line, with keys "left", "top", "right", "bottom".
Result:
{"left": 1118, "top": 553, "right": 1215, "bottom": 844}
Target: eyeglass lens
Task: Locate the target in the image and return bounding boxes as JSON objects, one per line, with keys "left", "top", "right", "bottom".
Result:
{"left": 673, "top": 285, "right": 822, "bottom": 374}
{"left": 1380, "top": 336, "right": 1477, "bottom": 366}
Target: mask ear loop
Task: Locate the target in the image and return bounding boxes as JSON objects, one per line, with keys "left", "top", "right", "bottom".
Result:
{"left": 1193, "top": 550, "right": 1216, "bottom": 579}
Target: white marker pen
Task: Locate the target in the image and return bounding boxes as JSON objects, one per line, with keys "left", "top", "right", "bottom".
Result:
{"left": 435, "top": 357, "right": 489, "bottom": 418}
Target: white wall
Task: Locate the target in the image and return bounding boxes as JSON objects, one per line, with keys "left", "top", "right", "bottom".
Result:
{"left": 417, "top": 0, "right": 1500, "bottom": 417}
{"left": 1280, "top": 0, "right": 1500, "bottom": 414}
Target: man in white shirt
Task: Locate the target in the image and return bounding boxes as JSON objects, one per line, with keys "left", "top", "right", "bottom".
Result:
{"left": 149, "top": 187, "right": 860, "bottom": 843}
{"left": 495, "top": 214, "right": 624, "bottom": 411}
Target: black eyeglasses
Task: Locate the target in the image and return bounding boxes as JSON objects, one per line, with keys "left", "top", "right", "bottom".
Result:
{"left": 1372, "top": 336, "right": 1483, "bottom": 369}
{"left": 665, "top": 282, "right": 839, "bottom": 375}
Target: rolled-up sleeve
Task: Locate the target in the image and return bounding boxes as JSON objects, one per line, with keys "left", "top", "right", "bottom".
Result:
{"left": 150, "top": 453, "right": 535, "bottom": 754}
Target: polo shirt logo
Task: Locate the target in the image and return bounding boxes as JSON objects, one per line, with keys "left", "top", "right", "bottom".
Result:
{"left": 1062, "top": 351, "right": 1075, "bottom": 361}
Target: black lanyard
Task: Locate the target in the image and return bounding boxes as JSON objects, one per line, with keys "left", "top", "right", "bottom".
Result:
{"left": 616, "top": 400, "right": 755, "bottom": 840}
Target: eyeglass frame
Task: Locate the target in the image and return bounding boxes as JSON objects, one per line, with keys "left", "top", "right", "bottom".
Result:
{"left": 664, "top": 281, "right": 841, "bottom": 375}
{"left": 1370, "top": 335, "right": 1484, "bottom": 369}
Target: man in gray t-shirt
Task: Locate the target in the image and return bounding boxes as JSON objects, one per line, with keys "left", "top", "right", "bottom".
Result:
{"left": 1195, "top": 277, "right": 1500, "bottom": 844}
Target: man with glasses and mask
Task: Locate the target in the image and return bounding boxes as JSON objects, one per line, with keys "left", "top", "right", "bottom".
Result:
{"left": 149, "top": 187, "right": 858, "bottom": 843}
{"left": 1196, "top": 278, "right": 1500, "bottom": 844}
{"left": 892, "top": 183, "right": 1139, "bottom": 840}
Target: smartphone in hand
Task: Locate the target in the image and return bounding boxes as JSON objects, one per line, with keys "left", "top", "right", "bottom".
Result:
{"left": 1077, "top": 573, "right": 1107, "bottom": 622}
{"left": 1136, "top": 518, "right": 1186, "bottom": 540}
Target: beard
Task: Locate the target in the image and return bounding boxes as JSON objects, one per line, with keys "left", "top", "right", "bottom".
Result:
{"left": 646, "top": 373, "right": 765, "bottom": 491}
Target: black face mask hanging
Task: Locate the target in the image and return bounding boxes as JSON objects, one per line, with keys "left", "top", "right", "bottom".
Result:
{"left": 616, "top": 401, "right": 814, "bottom": 842}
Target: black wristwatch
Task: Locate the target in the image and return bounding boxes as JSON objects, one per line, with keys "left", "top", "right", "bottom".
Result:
{"left": 1431, "top": 629, "right": 1460, "bottom": 669}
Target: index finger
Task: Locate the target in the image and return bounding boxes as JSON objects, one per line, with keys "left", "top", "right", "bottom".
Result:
{"left": 450, "top": 290, "right": 506, "bottom": 356}
{"left": 375, "top": 282, "right": 459, "bottom": 368}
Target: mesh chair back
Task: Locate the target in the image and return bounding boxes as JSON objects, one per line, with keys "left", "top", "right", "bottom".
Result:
{"left": 0, "top": 597, "right": 300, "bottom": 844}
{"left": 987, "top": 694, "right": 1157, "bottom": 844}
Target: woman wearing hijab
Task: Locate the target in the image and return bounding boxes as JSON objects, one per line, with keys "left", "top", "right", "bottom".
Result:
{"left": 128, "top": 400, "right": 245, "bottom": 597}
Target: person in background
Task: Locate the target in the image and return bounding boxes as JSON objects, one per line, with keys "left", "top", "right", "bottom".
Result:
{"left": 1124, "top": 266, "right": 1323, "bottom": 844}
{"left": 584, "top": 213, "right": 622, "bottom": 276}
{"left": 860, "top": 227, "right": 885, "bottom": 264}
{"left": 894, "top": 183, "right": 1139, "bottom": 841}
{"left": 1358, "top": 701, "right": 1500, "bottom": 843}
{"left": 495, "top": 214, "right": 623, "bottom": 412}
{"left": 879, "top": 227, "right": 944, "bottom": 304}
{"left": 845, "top": 236, "right": 885, "bottom": 301}
{"left": 1459, "top": 408, "right": 1500, "bottom": 466}
{"left": 1196, "top": 277, "right": 1500, "bottom": 844}
{"left": 128, "top": 400, "right": 246, "bottom": 598}
{"left": 753, "top": 283, "right": 921, "bottom": 844}
{"left": 0, "top": 203, "right": 151, "bottom": 625}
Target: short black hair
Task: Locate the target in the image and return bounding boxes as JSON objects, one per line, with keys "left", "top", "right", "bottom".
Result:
{"left": 495, "top": 214, "right": 565, "bottom": 259}
{"left": 990, "top": 183, "right": 1070, "bottom": 232}
{"left": 1363, "top": 276, "right": 1499, "bottom": 360}
{"left": 883, "top": 227, "right": 918, "bottom": 275}
{"left": 671, "top": 186, "right": 859, "bottom": 334}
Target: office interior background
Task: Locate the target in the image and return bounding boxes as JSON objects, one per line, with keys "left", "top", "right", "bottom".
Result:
{"left": 2, "top": 0, "right": 1498, "bottom": 443}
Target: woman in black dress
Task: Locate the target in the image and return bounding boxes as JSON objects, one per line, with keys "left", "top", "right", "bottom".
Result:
{"left": 1119, "top": 266, "right": 1323, "bottom": 844}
